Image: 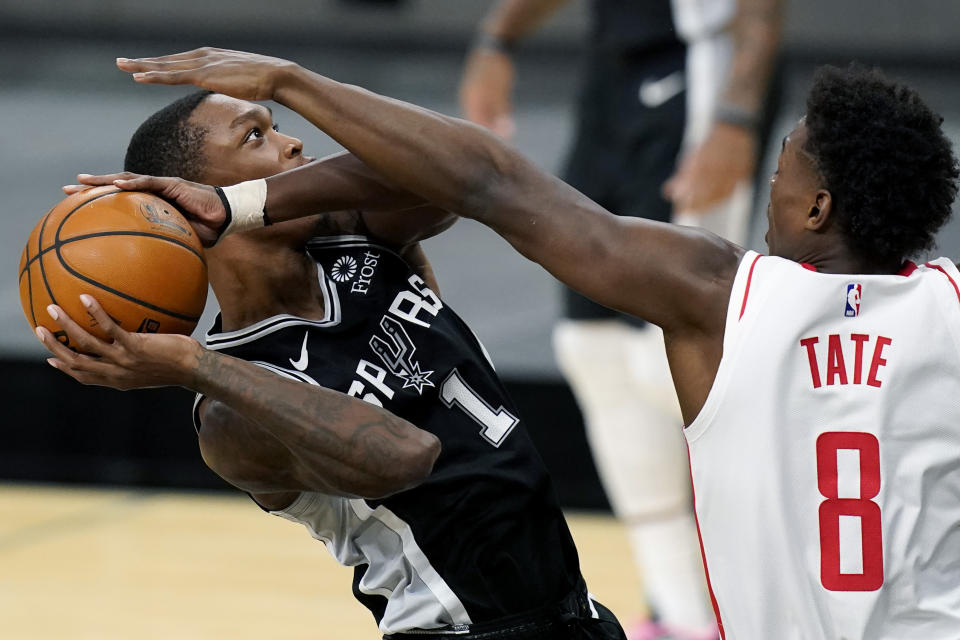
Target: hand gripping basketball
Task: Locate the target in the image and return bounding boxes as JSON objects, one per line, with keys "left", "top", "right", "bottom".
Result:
{"left": 66, "top": 173, "right": 227, "bottom": 246}
{"left": 37, "top": 295, "right": 200, "bottom": 390}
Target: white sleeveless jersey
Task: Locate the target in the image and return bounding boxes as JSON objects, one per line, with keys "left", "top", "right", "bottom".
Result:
{"left": 685, "top": 251, "right": 960, "bottom": 639}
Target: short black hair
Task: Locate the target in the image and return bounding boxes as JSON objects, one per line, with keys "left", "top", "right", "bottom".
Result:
{"left": 803, "top": 65, "right": 958, "bottom": 265}
{"left": 124, "top": 90, "right": 214, "bottom": 182}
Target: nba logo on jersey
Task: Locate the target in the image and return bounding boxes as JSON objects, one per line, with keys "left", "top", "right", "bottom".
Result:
{"left": 845, "top": 283, "right": 862, "bottom": 317}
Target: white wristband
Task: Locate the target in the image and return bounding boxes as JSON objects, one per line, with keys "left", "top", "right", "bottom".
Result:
{"left": 214, "top": 178, "right": 269, "bottom": 238}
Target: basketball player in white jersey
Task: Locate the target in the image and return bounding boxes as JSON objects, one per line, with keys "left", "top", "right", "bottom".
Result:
{"left": 53, "top": 51, "right": 958, "bottom": 638}
{"left": 461, "top": 3, "right": 780, "bottom": 635}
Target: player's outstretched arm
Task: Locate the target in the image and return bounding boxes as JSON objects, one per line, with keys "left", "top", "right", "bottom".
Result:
{"left": 116, "top": 48, "right": 742, "bottom": 332}
{"left": 36, "top": 296, "right": 441, "bottom": 500}
{"left": 68, "top": 151, "right": 455, "bottom": 248}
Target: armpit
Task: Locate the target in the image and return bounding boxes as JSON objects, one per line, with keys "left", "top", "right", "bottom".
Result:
{"left": 311, "top": 210, "right": 366, "bottom": 238}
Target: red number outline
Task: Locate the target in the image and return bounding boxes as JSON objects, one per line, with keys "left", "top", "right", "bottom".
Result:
{"left": 815, "top": 431, "right": 884, "bottom": 591}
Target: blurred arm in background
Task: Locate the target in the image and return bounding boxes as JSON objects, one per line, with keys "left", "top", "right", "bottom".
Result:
{"left": 663, "top": 0, "right": 784, "bottom": 215}
{"left": 459, "top": 0, "right": 570, "bottom": 139}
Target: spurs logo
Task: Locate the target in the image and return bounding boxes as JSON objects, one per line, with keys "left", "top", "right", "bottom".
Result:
{"left": 370, "top": 315, "right": 434, "bottom": 394}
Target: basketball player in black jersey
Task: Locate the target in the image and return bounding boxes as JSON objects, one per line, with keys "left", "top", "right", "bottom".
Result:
{"left": 38, "top": 88, "right": 626, "bottom": 638}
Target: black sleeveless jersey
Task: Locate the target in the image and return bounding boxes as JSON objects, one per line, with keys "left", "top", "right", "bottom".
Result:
{"left": 590, "top": 0, "right": 678, "bottom": 53}
{"left": 196, "top": 235, "right": 582, "bottom": 634}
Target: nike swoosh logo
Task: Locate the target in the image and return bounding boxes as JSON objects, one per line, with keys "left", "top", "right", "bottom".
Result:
{"left": 289, "top": 331, "right": 310, "bottom": 371}
{"left": 639, "top": 71, "right": 685, "bottom": 108}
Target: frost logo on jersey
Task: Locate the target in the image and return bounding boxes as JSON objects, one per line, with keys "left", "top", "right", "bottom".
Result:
{"left": 845, "top": 283, "right": 862, "bottom": 317}
{"left": 330, "top": 256, "right": 358, "bottom": 282}
{"left": 350, "top": 252, "right": 381, "bottom": 295}
{"left": 370, "top": 316, "right": 435, "bottom": 394}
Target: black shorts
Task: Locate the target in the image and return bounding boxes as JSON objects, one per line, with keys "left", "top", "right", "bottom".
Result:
{"left": 384, "top": 580, "right": 626, "bottom": 640}
{"left": 561, "top": 41, "right": 687, "bottom": 325}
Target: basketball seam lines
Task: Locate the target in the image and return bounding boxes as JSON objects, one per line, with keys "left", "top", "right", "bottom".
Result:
{"left": 24, "top": 240, "right": 38, "bottom": 329}
{"left": 37, "top": 203, "right": 63, "bottom": 316}
{"left": 55, "top": 191, "right": 204, "bottom": 323}
{"left": 52, "top": 242, "right": 203, "bottom": 322}
{"left": 20, "top": 189, "right": 204, "bottom": 277}
{"left": 19, "top": 230, "right": 206, "bottom": 277}
{"left": 36, "top": 191, "right": 119, "bottom": 317}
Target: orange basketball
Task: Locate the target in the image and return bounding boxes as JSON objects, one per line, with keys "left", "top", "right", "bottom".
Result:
{"left": 18, "top": 186, "right": 208, "bottom": 350}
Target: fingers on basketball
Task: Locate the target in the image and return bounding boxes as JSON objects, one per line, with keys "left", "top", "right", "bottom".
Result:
{"left": 19, "top": 187, "right": 208, "bottom": 355}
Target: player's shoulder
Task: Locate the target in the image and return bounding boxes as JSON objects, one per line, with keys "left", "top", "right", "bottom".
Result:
{"left": 725, "top": 252, "right": 820, "bottom": 324}
{"left": 739, "top": 253, "right": 833, "bottom": 285}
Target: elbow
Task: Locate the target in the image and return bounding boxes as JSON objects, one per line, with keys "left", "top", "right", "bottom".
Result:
{"left": 196, "top": 400, "right": 268, "bottom": 492}
{"left": 406, "top": 431, "right": 441, "bottom": 487}
{"left": 197, "top": 401, "right": 229, "bottom": 476}
{"left": 197, "top": 421, "right": 247, "bottom": 490}
{"left": 363, "top": 430, "right": 441, "bottom": 499}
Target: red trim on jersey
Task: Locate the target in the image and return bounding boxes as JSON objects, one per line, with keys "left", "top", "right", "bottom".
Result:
{"left": 738, "top": 254, "right": 763, "bottom": 320}
{"left": 790, "top": 261, "right": 919, "bottom": 276}
{"left": 925, "top": 262, "right": 960, "bottom": 304}
{"left": 685, "top": 445, "right": 726, "bottom": 639}
{"left": 898, "top": 261, "right": 918, "bottom": 276}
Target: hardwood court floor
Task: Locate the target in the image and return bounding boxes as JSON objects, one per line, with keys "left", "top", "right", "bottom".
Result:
{"left": 0, "top": 483, "right": 645, "bottom": 639}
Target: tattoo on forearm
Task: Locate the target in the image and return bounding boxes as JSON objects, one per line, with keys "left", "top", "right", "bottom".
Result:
{"left": 193, "top": 349, "right": 416, "bottom": 488}
{"left": 346, "top": 417, "right": 411, "bottom": 468}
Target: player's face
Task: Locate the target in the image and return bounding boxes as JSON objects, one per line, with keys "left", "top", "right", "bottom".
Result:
{"left": 765, "top": 120, "right": 825, "bottom": 260}
{"left": 190, "top": 94, "right": 315, "bottom": 186}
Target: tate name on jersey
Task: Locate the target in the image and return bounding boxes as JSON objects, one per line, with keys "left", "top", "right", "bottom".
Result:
{"left": 799, "top": 333, "right": 893, "bottom": 389}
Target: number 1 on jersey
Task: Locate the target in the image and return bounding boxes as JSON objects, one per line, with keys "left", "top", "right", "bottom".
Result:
{"left": 440, "top": 369, "right": 518, "bottom": 447}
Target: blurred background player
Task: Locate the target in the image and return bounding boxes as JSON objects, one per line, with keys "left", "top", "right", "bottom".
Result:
{"left": 460, "top": 1, "right": 782, "bottom": 637}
